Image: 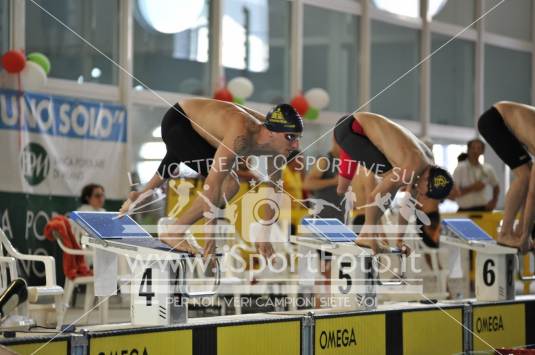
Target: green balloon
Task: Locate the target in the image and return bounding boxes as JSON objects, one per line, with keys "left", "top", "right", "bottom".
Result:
{"left": 233, "top": 97, "right": 245, "bottom": 105}
{"left": 304, "top": 107, "right": 320, "bottom": 120}
{"left": 27, "top": 52, "right": 51, "bottom": 75}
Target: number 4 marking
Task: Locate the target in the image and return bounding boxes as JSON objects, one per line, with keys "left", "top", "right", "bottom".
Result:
{"left": 139, "top": 268, "right": 155, "bottom": 306}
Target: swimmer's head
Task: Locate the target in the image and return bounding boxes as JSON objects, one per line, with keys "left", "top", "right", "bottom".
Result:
{"left": 263, "top": 104, "right": 303, "bottom": 155}
{"left": 264, "top": 104, "right": 304, "bottom": 133}
{"left": 421, "top": 165, "right": 454, "bottom": 200}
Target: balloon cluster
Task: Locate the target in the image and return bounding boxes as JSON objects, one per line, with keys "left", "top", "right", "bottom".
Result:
{"left": 1, "top": 50, "right": 50, "bottom": 90}
{"left": 214, "top": 77, "right": 254, "bottom": 104}
{"left": 291, "top": 88, "right": 330, "bottom": 120}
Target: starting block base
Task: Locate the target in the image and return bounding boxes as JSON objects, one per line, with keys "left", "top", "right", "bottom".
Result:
{"left": 330, "top": 255, "right": 377, "bottom": 309}
{"left": 442, "top": 219, "right": 517, "bottom": 302}
{"left": 475, "top": 253, "right": 515, "bottom": 302}
{"left": 130, "top": 261, "right": 187, "bottom": 326}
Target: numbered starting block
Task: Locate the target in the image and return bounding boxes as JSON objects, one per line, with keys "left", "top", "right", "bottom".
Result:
{"left": 292, "top": 218, "right": 406, "bottom": 309}
{"left": 441, "top": 219, "right": 517, "bottom": 302}
{"left": 70, "top": 212, "right": 220, "bottom": 326}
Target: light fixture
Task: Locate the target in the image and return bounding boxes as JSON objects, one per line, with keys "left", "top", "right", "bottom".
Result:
{"left": 90, "top": 67, "right": 102, "bottom": 79}
{"left": 137, "top": 0, "right": 205, "bottom": 34}
{"left": 139, "top": 142, "right": 166, "bottom": 160}
{"left": 373, "top": 0, "right": 448, "bottom": 18}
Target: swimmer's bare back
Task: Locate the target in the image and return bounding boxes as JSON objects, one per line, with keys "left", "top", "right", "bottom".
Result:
{"left": 180, "top": 98, "right": 266, "bottom": 150}
{"left": 355, "top": 112, "right": 432, "bottom": 173}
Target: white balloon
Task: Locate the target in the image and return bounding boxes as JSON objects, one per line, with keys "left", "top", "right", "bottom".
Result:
{"left": 228, "top": 77, "right": 254, "bottom": 99}
{"left": 305, "top": 88, "right": 330, "bottom": 110}
{"left": 20, "top": 61, "right": 47, "bottom": 90}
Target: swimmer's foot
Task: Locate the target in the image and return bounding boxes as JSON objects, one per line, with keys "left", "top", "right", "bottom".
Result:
{"left": 355, "top": 238, "right": 391, "bottom": 254}
{"left": 497, "top": 234, "right": 532, "bottom": 254}
{"left": 161, "top": 234, "right": 202, "bottom": 254}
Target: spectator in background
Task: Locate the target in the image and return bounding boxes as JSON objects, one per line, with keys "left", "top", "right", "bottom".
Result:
{"left": 79, "top": 183, "right": 106, "bottom": 212}
{"left": 282, "top": 150, "right": 305, "bottom": 235}
{"left": 303, "top": 138, "right": 344, "bottom": 222}
{"left": 453, "top": 138, "right": 500, "bottom": 212}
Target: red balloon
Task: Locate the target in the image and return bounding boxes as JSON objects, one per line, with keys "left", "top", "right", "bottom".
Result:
{"left": 291, "top": 95, "right": 309, "bottom": 116}
{"left": 1, "top": 50, "right": 26, "bottom": 74}
{"left": 214, "top": 88, "right": 233, "bottom": 102}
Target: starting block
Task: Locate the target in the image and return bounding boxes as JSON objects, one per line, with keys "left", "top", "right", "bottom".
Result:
{"left": 70, "top": 212, "right": 220, "bottom": 326}
{"left": 292, "top": 218, "right": 405, "bottom": 309}
{"left": 441, "top": 219, "right": 517, "bottom": 302}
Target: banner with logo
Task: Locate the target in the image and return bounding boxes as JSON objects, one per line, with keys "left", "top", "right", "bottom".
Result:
{"left": 0, "top": 89, "right": 127, "bottom": 282}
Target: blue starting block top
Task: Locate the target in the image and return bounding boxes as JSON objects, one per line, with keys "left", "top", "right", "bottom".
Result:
{"left": 442, "top": 219, "right": 495, "bottom": 243}
{"left": 302, "top": 218, "right": 356, "bottom": 243}
{"left": 70, "top": 211, "right": 149, "bottom": 239}
{"left": 70, "top": 211, "right": 185, "bottom": 252}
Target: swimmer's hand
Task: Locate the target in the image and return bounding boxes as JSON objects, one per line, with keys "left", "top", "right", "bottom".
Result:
{"left": 203, "top": 238, "right": 215, "bottom": 258}
{"left": 118, "top": 191, "right": 141, "bottom": 217}
{"left": 118, "top": 190, "right": 157, "bottom": 218}
{"left": 396, "top": 239, "right": 412, "bottom": 256}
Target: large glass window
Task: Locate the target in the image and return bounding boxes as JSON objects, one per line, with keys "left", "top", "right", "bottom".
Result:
{"left": 371, "top": 21, "right": 419, "bottom": 121}
{"left": 432, "top": 0, "right": 475, "bottom": 27}
{"left": 303, "top": 5, "right": 358, "bottom": 113}
{"left": 484, "top": 45, "right": 531, "bottom": 108}
{"left": 431, "top": 34, "right": 474, "bottom": 127}
{"left": 485, "top": 0, "right": 532, "bottom": 41}
{"left": 0, "top": 1, "right": 9, "bottom": 55}
{"left": 134, "top": 0, "right": 210, "bottom": 94}
{"left": 223, "top": 0, "right": 290, "bottom": 104}
{"left": 130, "top": 104, "right": 168, "bottom": 184}
{"left": 26, "top": 0, "right": 119, "bottom": 84}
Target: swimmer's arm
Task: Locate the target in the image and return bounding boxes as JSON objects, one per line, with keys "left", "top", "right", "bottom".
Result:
{"left": 165, "top": 130, "right": 242, "bottom": 234}
{"left": 304, "top": 159, "right": 337, "bottom": 191}
{"left": 144, "top": 173, "right": 166, "bottom": 192}
{"left": 198, "top": 131, "right": 245, "bottom": 208}
{"left": 365, "top": 171, "right": 403, "bottom": 226}
{"left": 119, "top": 173, "right": 165, "bottom": 215}
{"left": 395, "top": 185, "right": 416, "bottom": 242}
{"left": 253, "top": 158, "right": 283, "bottom": 258}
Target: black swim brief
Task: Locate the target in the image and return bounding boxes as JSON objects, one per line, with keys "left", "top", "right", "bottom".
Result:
{"left": 334, "top": 115, "right": 393, "bottom": 173}
{"left": 478, "top": 106, "right": 532, "bottom": 170}
{"left": 158, "top": 103, "right": 217, "bottom": 178}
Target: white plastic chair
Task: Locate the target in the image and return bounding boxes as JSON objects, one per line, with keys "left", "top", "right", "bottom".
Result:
{"left": 0, "top": 229, "right": 65, "bottom": 329}
{"left": 414, "top": 240, "right": 449, "bottom": 299}
{"left": 52, "top": 232, "right": 108, "bottom": 324}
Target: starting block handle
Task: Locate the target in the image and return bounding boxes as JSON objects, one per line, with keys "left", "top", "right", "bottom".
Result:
{"left": 516, "top": 255, "right": 535, "bottom": 281}
{"left": 374, "top": 253, "right": 406, "bottom": 286}
{"left": 177, "top": 258, "right": 221, "bottom": 297}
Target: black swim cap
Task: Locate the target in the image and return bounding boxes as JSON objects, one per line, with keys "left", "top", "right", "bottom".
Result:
{"left": 264, "top": 104, "right": 303, "bottom": 133}
{"left": 426, "top": 166, "right": 454, "bottom": 200}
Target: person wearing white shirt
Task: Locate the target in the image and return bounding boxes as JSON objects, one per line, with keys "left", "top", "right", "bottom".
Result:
{"left": 453, "top": 139, "right": 500, "bottom": 211}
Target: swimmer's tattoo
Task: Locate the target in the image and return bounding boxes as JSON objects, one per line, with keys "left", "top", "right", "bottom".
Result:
{"left": 234, "top": 135, "right": 250, "bottom": 154}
